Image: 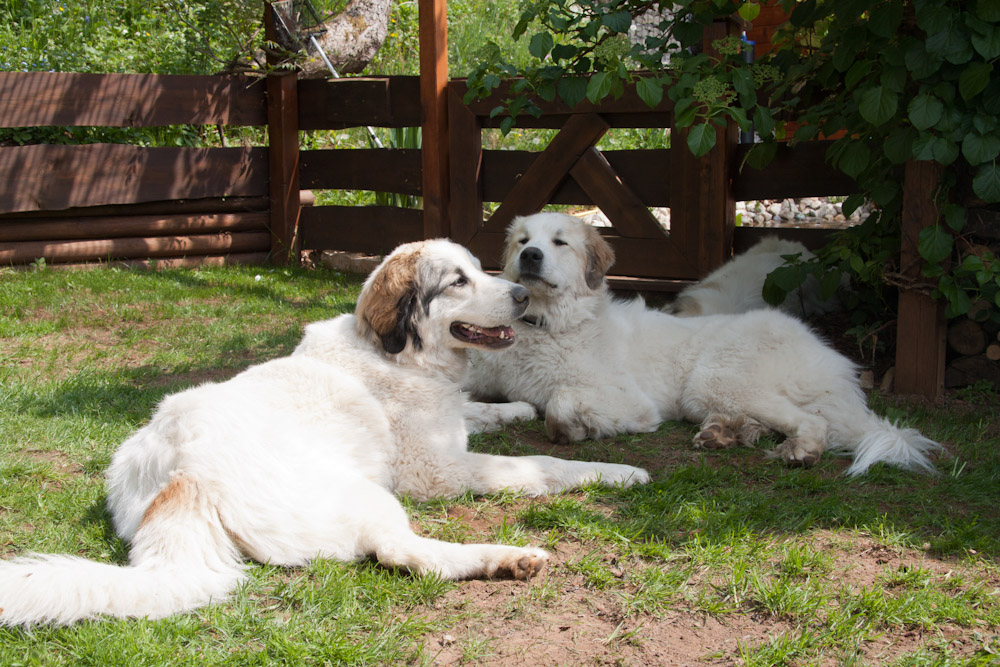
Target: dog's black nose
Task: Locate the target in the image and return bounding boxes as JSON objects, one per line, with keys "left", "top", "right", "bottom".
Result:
{"left": 511, "top": 284, "right": 530, "bottom": 304}
{"left": 520, "top": 247, "right": 544, "bottom": 273}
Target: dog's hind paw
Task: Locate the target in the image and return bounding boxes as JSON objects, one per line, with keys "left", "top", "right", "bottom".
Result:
{"left": 493, "top": 548, "right": 549, "bottom": 580}
{"left": 769, "top": 437, "right": 824, "bottom": 467}
{"left": 693, "top": 422, "right": 738, "bottom": 449}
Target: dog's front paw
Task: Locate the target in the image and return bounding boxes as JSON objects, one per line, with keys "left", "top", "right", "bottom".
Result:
{"left": 693, "top": 421, "right": 738, "bottom": 449}
{"left": 492, "top": 547, "right": 549, "bottom": 580}
{"left": 545, "top": 413, "right": 587, "bottom": 444}
{"left": 768, "top": 437, "right": 824, "bottom": 467}
{"left": 504, "top": 401, "right": 537, "bottom": 422}
{"left": 600, "top": 463, "right": 650, "bottom": 487}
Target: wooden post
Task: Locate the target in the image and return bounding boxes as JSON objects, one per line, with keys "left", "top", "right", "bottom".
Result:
{"left": 894, "top": 160, "right": 946, "bottom": 398}
{"left": 419, "top": 0, "right": 449, "bottom": 239}
{"left": 668, "top": 20, "right": 739, "bottom": 279}
{"left": 447, "top": 83, "right": 483, "bottom": 245}
{"left": 264, "top": 2, "right": 301, "bottom": 265}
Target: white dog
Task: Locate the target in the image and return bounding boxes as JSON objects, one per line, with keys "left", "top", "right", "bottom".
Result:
{"left": 464, "top": 212, "right": 939, "bottom": 476}
{"left": 670, "top": 236, "right": 840, "bottom": 318}
{"left": 0, "top": 239, "right": 648, "bottom": 626}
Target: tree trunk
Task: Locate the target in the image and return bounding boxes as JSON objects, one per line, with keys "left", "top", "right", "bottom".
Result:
{"left": 298, "top": 0, "right": 394, "bottom": 78}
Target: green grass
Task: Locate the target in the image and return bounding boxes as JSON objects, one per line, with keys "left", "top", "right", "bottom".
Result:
{"left": 1, "top": 264, "right": 998, "bottom": 665}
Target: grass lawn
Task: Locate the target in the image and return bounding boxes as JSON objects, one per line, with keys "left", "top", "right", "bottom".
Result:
{"left": 1, "top": 264, "right": 998, "bottom": 666}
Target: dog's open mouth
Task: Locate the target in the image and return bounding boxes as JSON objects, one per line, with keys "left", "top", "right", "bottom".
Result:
{"left": 450, "top": 322, "right": 516, "bottom": 348}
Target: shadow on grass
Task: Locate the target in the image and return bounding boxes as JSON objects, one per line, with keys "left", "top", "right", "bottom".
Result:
{"left": 473, "top": 411, "right": 1000, "bottom": 563}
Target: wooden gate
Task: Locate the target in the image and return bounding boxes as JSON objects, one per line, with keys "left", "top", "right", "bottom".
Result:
{"left": 446, "top": 79, "right": 736, "bottom": 288}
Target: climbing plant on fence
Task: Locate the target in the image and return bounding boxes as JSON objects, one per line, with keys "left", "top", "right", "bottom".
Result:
{"left": 467, "top": 0, "right": 1000, "bottom": 330}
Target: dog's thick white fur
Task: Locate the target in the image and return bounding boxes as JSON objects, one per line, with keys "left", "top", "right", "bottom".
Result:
{"left": 0, "top": 239, "right": 648, "bottom": 626}
{"left": 670, "top": 236, "right": 840, "bottom": 318}
{"left": 464, "top": 212, "right": 940, "bottom": 476}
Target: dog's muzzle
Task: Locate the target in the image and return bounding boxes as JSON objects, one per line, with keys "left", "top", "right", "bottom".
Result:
{"left": 511, "top": 284, "right": 530, "bottom": 311}
{"left": 519, "top": 247, "right": 545, "bottom": 280}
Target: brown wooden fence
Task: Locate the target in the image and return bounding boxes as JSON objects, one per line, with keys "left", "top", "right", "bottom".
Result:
{"left": 0, "top": 69, "right": 944, "bottom": 398}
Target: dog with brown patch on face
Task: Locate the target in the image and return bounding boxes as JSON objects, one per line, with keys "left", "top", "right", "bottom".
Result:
{"left": 0, "top": 239, "right": 648, "bottom": 627}
{"left": 464, "top": 212, "right": 940, "bottom": 476}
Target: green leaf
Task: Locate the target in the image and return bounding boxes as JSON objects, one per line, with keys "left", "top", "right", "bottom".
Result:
{"left": 528, "top": 32, "right": 554, "bottom": 59}
{"left": 959, "top": 62, "right": 993, "bottom": 100}
{"left": 838, "top": 142, "right": 871, "bottom": 180}
{"left": 884, "top": 126, "right": 916, "bottom": 164}
{"left": 932, "top": 136, "right": 959, "bottom": 165}
{"left": 870, "top": 181, "right": 899, "bottom": 206}
{"left": 551, "top": 44, "right": 578, "bottom": 61}
{"left": 738, "top": 2, "right": 761, "bottom": 22}
{"left": 912, "top": 133, "right": 937, "bottom": 160}
{"left": 942, "top": 203, "right": 967, "bottom": 232}
{"left": 601, "top": 11, "right": 632, "bottom": 33}
{"left": 843, "top": 193, "right": 865, "bottom": 216}
{"left": 973, "top": 163, "right": 1000, "bottom": 202}
{"left": 926, "top": 24, "right": 974, "bottom": 64}
{"left": 919, "top": 226, "right": 953, "bottom": 264}
{"left": 731, "top": 67, "right": 755, "bottom": 101}
{"left": 744, "top": 141, "right": 777, "bottom": 170}
{"left": 819, "top": 269, "right": 843, "bottom": 300}
{"left": 962, "top": 132, "right": 1000, "bottom": 165}
{"left": 636, "top": 77, "right": 663, "bottom": 108}
{"left": 753, "top": 105, "right": 776, "bottom": 138}
{"left": 971, "top": 25, "right": 1000, "bottom": 59}
{"left": 868, "top": 2, "right": 903, "bottom": 38}
{"left": 557, "top": 76, "right": 588, "bottom": 108}
{"left": 845, "top": 60, "right": 871, "bottom": 90}
{"left": 859, "top": 86, "right": 898, "bottom": 126}
{"left": 916, "top": 4, "right": 951, "bottom": 34}
{"left": 790, "top": 0, "right": 817, "bottom": 27}
{"left": 672, "top": 21, "right": 704, "bottom": 48}
{"left": 976, "top": 0, "right": 1000, "bottom": 22}
{"left": 585, "top": 72, "right": 613, "bottom": 104}
{"left": 500, "top": 116, "right": 515, "bottom": 135}
{"left": 904, "top": 41, "right": 942, "bottom": 79}
{"left": 908, "top": 93, "right": 944, "bottom": 131}
{"left": 687, "top": 123, "right": 717, "bottom": 157}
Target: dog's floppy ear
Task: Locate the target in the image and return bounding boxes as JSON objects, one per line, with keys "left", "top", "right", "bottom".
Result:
{"left": 502, "top": 216, "right": 527, "bottom": 275}
{"left": 356, "top": 245, "right": 422, "bottom": 354}
{"left": 583, "top": 224, "right": 615, "bottom": 289}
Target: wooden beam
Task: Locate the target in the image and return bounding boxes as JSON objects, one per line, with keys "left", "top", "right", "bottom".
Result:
{"left": 0, "top": 72, "right": 267, "bottom": 128}
{"left": 298, "top": 77, "right": 422, "bottom": 130}
{"left": 0, "top": 145, "right": 267, "bottom": 215}
{"left": 569, "top": 147, "right": 666, "bottom": 239}
{"left": 300, "top": 205, "right": 424, "bottom": 254}
{"left": 265, "top": 2, "right": 301, "bottom": 266}
{"left": 0, "top": 231, "right": 271, "bottom": 265}
{"left": 419, "top": 0, "right": 450, "bottom": 239}
{"left": 0, "top": 212, "right": 268, "bottom": 242}
{"left": 485, "top": 113, "right": 609, "bottom": 233}
{"left": 300, "top": 148, "right": 422, "bottom": 194}
{"left": 447, "top": 85, "right": 484, "bottom": 244}
{"left": 894, "top": 160, "right": 946, "bottom": 399}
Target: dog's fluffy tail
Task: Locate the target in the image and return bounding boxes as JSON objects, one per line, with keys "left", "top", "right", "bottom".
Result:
{"left": 0, "top": 473, "right": 244, "bottom": 626}
{"left": 830, "top": 411, "right": 941, "bottom": 477}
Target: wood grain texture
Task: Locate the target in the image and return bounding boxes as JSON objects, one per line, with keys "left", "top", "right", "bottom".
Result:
{"left": 0, "top": 72, "right": 266, "bottom": 128}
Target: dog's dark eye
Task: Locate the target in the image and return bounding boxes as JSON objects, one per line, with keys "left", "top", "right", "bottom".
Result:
{"left": 451, "top": 276, "right": 468, "bottom": 287}
{"left": 553, "top": 238, "right": 568, "bottom": 247}
{"left": 518, "top": 237, "right": 529, "bottom": 245}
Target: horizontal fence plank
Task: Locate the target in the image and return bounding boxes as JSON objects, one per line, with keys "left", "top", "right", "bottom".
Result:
{"left": 298, "top": 76, "right": 422, "bottom": 130}
{"left": 451, "top": 77, "right": 676, "bottom": 118}
{"left": 465, "top": 231, "right": 699, "bottom": 280}
{"left": 480, "top": 112, "right": 675, "bottom": 130}
{"left": 0, "top": 196, "right": 270, "bottom": 220}
{"left": 0, "top": 212, "right": 268, "bottom": 242}
{"left": 732, "top": 141, "right": 857, "bottom": 201}
{"left": 0, "top": 72, "right": 267, "bottom": 128}
{"left": 300, "top": 205, "right": 423, "bottom": 255}
{"left": 0, "top": 231, "right": 271, "bottom": 265}
{"left": 300, "top": 148, "right": 422, "bottom": 194}
{"left": 0, "top": 144, "right": 268, "bottom": 214}
{"left": 482, "top": 149, "right": 671, "bottom": 206}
